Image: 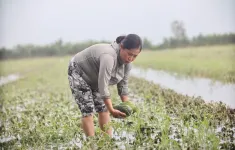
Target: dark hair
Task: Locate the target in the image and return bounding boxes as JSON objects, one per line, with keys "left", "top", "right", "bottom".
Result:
{"left": 116, "top": 34, "right": 142, "bottom": 51}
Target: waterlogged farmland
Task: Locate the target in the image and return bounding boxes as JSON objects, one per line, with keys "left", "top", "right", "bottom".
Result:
{"left": 0, "top": 52, "right": 235, "bottom": 149}
{"left": 134, "top": 45, "right": 235, "bottom": 83}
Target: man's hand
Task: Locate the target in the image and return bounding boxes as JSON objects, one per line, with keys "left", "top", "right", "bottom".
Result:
{"left": 121, "top": 95, "right": 128, "bottom": 102}
{"left": 110, "top": 109, "right": 126, "bottom": 118}
{"left": 104, "top": 98, "right": 126, "bottom": 118}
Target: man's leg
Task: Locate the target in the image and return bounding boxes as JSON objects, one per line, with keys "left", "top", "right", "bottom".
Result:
{"left": 98, "top": 111, "right": 112, "bottom": 136}
{"left": 82, "top": 115, "right": 95, "bottom": 136}
{"left": 68, "top": 63, "right": 95, "bottom": 137}
{"left": 92, "top": 90, "right": 112, "bottom": 136}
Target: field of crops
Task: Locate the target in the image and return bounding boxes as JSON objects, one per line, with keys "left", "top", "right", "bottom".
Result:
{"left": 0, "top": 51, "right": 234, "bottom": 149}
{"left": 134, "top": 44, "right": 235, "bottom": 83}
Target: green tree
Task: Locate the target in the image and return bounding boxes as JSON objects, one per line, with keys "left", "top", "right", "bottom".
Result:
{"left": 142, "top": 38, "right": 153, "bottom": 50}
{"left": 171, "top": 20, "right": 187, "bottom": 40}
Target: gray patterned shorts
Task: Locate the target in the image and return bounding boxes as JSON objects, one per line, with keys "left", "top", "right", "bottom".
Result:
{"left": 68, "top": 59, "right": 107, "bottom": 117}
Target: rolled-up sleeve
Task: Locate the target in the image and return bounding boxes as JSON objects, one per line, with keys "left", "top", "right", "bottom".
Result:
{"left": 117, "top": 64, "right": 132, "bottom": 96}
{"left": 98, "top": 54, "right": 114, "bottom": 100}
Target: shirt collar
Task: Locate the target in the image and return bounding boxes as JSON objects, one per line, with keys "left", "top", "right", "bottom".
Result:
{"left": 111, "top": 41, "right": 124, "bottom": 65}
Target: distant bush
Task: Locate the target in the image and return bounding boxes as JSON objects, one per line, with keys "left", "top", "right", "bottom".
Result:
{"left": 1, "top": 33, "right": 235, "bottom": 60}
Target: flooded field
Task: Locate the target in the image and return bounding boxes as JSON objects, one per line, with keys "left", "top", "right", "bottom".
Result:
{"left": 131, "top": 67, "right": 235, "bottom": 108}
{"left": 0, "top": 56, "right": 234, "bottom": 149}
{"left": 0, "top": 74, "right": 21, "bottom": 86}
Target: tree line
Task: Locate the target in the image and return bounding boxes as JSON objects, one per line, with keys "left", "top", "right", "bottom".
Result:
{"left": 143, "top": 20, "right": 235, "bottom": 49}
{"left": 143, "top": 32, "right": 235, "bottom": 50}
{"left": 1, "top": 20, "right": 235, "bottom": 60}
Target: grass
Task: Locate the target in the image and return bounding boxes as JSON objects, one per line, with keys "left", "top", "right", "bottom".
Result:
{"left": 0, "top": 55, "right": 234, "bottom": 149}
{"left": 134, "top": 44, "right": 235, "bottom": 83}
{"left": 0, "top": 56, "right": 70, "bottom": 76}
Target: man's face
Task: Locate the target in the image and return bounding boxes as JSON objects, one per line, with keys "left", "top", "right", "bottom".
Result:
{"left": 120, "top": 47, "right": 141, "bottom": 64}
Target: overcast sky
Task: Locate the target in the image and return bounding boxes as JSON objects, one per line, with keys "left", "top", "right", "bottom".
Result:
{"left": 0, "top": 0, "right": 234, "bottom": 48}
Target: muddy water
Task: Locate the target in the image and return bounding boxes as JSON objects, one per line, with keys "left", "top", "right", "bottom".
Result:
{"left": 0, "top": 74, "right": 20, "bottom": 86}
{"left": 130, "top": 67, "right": 235, "bottom": 108}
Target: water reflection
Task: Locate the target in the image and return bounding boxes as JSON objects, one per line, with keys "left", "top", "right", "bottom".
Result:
{"left": 130, "top": 67, "right": 235, "bottom": 108}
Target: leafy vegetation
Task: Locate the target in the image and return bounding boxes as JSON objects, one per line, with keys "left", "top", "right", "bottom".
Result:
{"left": 0, "top": 56, "right": 234, "bottom": 149}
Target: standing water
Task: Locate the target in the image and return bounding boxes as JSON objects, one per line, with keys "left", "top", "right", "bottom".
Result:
{"left": 0, "top": 74, "right": 20, "bottom": 86}
{"left": 130, "top": 67, "right": 235, "bottom": 108}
